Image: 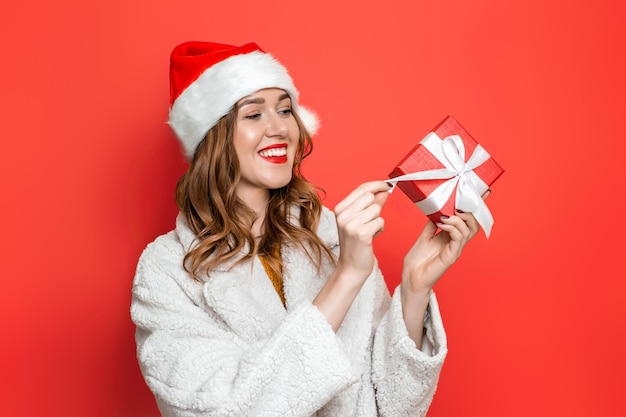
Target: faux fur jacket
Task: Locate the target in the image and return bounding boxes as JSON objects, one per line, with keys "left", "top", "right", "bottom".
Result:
{"left": 131, "top": 207, "right": 447, "bottom": 417}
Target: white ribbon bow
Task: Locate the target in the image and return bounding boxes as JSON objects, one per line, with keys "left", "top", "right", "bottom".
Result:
{"left": 387, "top": 132, "right": 494, "bottom": 237}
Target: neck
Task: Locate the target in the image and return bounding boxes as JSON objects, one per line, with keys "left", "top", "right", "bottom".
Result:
{"left": 236, "top": 187, "right": 270, "bottom": 237}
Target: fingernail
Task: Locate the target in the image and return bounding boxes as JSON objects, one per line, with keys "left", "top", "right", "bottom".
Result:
{"left": 387, "top": 182, "right": 394, "bottom": 188}
{"left": 440, "top": 215, "right": 449, "bottom": 220}
{"left": 455, "top": 209, "right": 464, "bottom": 213}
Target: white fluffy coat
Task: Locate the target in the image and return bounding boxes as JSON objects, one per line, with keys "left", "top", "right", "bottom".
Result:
{"left": 131, "top": 207, "right": 447, "bottom": 416}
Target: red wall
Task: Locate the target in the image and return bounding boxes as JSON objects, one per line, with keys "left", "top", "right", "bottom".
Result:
{"left": 2, "top": 1, "right": 625, "bottom": 416}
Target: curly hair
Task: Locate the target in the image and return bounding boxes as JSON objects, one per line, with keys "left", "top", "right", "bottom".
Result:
{"left": 175, "top": 104, "right": 335, "bottom": 281}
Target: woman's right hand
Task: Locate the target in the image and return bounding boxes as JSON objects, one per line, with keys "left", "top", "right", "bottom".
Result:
{"left": 313, "top": 181, "right": 390, "bottom": 331}
{"left": 333, "top": 181, "right": 390, "bottom": 284}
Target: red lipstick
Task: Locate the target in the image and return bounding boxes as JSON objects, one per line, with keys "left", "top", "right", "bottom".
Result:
{"left": 258, "top": 144, "right": 288, "bottom": 164}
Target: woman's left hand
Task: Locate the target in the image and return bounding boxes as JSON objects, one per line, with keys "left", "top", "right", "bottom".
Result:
{"left": 400, "top": 192, "right": 489, "bottom": 347}
{"left": 402, "top": 200, "right": 486, "bottom": 295}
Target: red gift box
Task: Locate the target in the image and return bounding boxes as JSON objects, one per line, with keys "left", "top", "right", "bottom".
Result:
{"left": 388, "top": 115, "right": 504, "bottom": 236}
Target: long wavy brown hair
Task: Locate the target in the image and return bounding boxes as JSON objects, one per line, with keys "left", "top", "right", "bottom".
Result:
{"left": 175, "top": 104, "right": 335, "bottom": 281}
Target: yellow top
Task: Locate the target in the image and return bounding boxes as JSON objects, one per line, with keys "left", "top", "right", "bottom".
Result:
{"left": 259, "top": 252, "right": 285, "bottom": 307}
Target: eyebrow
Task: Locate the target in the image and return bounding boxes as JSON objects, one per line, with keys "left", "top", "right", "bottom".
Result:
{"left": 238, "top": 93, "right": 291, "bottom": 108}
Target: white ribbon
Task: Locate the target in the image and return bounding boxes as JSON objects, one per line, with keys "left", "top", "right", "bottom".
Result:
{"left": 387, "top": 132, "right": 494, "bottom": 237}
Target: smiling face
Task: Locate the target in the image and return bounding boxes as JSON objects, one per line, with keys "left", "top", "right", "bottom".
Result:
{"left": 233, "top": 88, "right": 300, "bottom": 209}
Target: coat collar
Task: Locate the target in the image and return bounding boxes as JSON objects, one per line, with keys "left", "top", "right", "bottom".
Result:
{"left": 174, "top": 206, "right": 339, "bottom": 343}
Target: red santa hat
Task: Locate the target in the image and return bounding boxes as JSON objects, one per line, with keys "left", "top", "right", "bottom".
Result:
{"left": 168, "top": 41, "right": 320, "bottom": 160}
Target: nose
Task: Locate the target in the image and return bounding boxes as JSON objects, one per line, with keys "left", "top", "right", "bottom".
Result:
{"left": 265, "top": 111, "right": 289, "bottom": 137}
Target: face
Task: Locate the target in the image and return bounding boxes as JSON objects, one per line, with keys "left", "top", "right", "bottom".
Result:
{"left": 233, "top": 88, "right": 300, "bottom": 206}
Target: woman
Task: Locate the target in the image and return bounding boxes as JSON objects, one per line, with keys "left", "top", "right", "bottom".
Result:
{"left": 131, "top": 41, "right": 485, "bottom": 417}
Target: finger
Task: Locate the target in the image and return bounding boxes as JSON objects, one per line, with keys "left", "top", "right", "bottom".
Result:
{"left": 350, "top": 198, "right": 384, "bottom": 225}
{"left": 419, "top": 220, "right": 439, "bottom": 240}
{"left": 370, "top": 217, "right": 385, "bottom": 239}
{"left": 336, "top": 189, "right": 380, "bottom": 220}
{"left": 373, "top": 188, "right": 390, "bottom": 208}
{"left": 335, "top": 187, "right": 389, "bottom": 223}
{"left": 336, "top": 197, "right": 384, "bottom": 240}
{"left": 342, "top": 214, "right": 385, "bottom": 243}
{"left": 435, "top": 222, "right": 465, "bottom": 256}
{"left": 435, "top": 223, "right": 463, "bottom": 244}
{"left": 335, "top": 181, "right": 392, "bottom": 213}
{"left": 438, "top": 215, "right": 470, "bottom": 242}
{"left": 455, "top": 210, "right": 480, "bottom": 236}
{"left": 482, "top": 189, "right": 491, "bottom": 200}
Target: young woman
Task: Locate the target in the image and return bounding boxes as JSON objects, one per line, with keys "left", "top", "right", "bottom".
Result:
{"left": 131, "top": 41, "right": 485, "bottom": 417}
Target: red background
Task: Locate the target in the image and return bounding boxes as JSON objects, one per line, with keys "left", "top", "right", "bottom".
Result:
{"left": 2, "top": 0, "right": 625, "bottom": 416}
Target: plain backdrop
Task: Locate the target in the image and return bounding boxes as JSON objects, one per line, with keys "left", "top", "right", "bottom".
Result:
{"left": 2, "top": 0, "right": 625, "bottom": 416}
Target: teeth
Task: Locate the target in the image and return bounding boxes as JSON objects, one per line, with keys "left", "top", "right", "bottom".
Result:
{"left": 259, "top": 147, "right": 287, "bottom": 157}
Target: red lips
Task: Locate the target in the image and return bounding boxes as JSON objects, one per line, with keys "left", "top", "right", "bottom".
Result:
{"left": 258, "top": 144, "right": 288, "bottom": 164}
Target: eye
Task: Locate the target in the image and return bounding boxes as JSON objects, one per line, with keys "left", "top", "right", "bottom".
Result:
{"left": 244, "top": 113, "right": 261, "bottom": 120}
{"left": 278, "top": 108, "right": 293, "bottom": 117}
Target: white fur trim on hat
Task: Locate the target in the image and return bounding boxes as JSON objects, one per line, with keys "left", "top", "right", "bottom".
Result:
{"left": 168, "top": 51, "right": 319, "bottom": 160}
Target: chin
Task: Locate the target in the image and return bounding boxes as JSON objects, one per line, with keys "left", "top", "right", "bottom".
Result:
{"left": 267, "top": 177, "right": 292, "bottom": 190}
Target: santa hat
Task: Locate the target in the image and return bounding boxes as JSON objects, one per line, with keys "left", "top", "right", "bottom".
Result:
{"left": 168, "top": 41, "right": 320, "bottom": 160}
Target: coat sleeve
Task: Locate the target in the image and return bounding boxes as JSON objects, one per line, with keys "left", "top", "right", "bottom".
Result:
{"left": 371, "top": 276, "right": 448, "bottom": 417}
{"left": 130, "top": 238, "right": 359, "bottom": 417}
